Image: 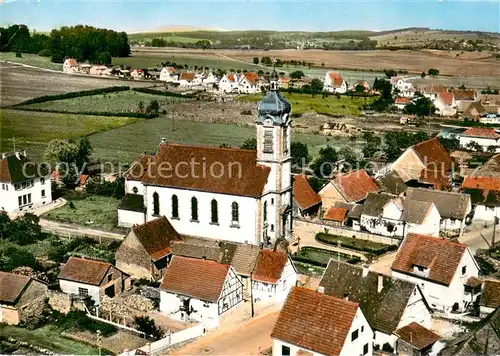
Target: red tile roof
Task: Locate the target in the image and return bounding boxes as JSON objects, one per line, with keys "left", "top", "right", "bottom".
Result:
{"left": 480, "top": 279, "right": 500, "bottom": 309}
{"left": 332, "top": 170, "right": 380, "bottom": 203}
{"left": 180, "top": 72, "right": 195, "bottom": 81}
{"left": 463, "top": 128, "right": 500, "bottom": 139}
{"left": 396, "top": 322, "right": 440, "bottom": 350}
{"left": 437, "top": 91, "right": 454, "bottom": 106}
{"left": 271, "top": 287, "right": 359, "bottom": 356}
{"left": 141, "top": 143, "right": 270, "bottom": 197}
{"left": 253, "top": 250, "right": 288, "bottom": 284}
{"left": 452, "top": 89, "right": 476, "bottom": 101}
{"left": 391, "top": 234, "right": 468, "bottom": 286}
{"left": 294, "top": 174, "right": 321, "bottom": 210}
{"left": 328, "top": 71, "right": 342, "bottom": 80}
{"left": 462, "top": 176, "right": 500, "bottom": 191}
{"left": 227, "top": 73, "right": 236, "bottom": 82}
{"left": 160, "top": 256, "right": 230, "bottom": 302}
{"left": 412, "top": 138, "right": 453, "bottom": 172}
{"left": 279, "top": 76, "right": 291, "bottom": 83}
{"left": 132, "top": 216, "right": 182, "bottom": 261}
{"left": 0, "top": 271, "right": 31, "bottom": 304}
{"left": 67, "top": 58, "right": 77, "bottom": 66}
{"left": 58, "top": 256, "right": 112, "bottom": 286}
{"left": 395, "top": 97, "right": 410, "bottom": 104}
{"left": 125, "top": 154, "right": 156, "bottom": 181}
{"left": 323, "top": 207, "right": 348, "bottom": 222}
{"left": 419, "top": 168, "right": 451, "bottom": 187}
{"left": 79, "top": 174, "right": 89, "bottom": 186}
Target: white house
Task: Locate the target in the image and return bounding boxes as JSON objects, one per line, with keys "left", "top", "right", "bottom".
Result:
{"left": 462, "top": 175, "right": 500, "bottom": 222}
{"left": 405, "top": 188, "right": 472, "bottom": 237}
{"left": 118, "top": 74, "right": 293, "bottom": 248}
{"left": 391, "top": 77, "right": 416, "bottom": 98}
{"left": 320, "top": 259, "right": 432, "bottom": 349}
{"left": 453, "top": 89, "right": 477, "bottom": 113}
{"left": 395, "top": 97, "right": 411, "bottom": 110}
{"left": 0, "top": 151, "right": 52, "bottom": 213}
{"left": 218, "top": 73, "right": 239, "bottom": 93}
{"left": 130, "top": 69, "right": 144, "bottom": 80}
{"left": 271, "top": 286, "right": 373, "bottom": 356}
{"left": 63, "top": 58, "right": 78, "bottom": 73}
{"left": 434, "top": 91, "right": 457, "bottom": 116}
{"left": 323, "top": 71, "right": 347, "bottom": 94}
{"left": 89, "top": 65, "right": 109, "bottom": 76}
{"left": 358, "top": 192, "right": 441, "bottom": 238}
{"left": 391, "top": 233, "right": 480, "bottom": 313}
{"left": 479, "top": 279, "right": 500, "bottom": 317}
{"left": 58, "top": 256, "right": 131, "bottom": 306}
{"left": 251, "top": 249, "right": 297, "bottom": 303}
{"left": 203, "top": 71, "right": 218, "bottom": 85}
{"left": 159, "top": 256, "right": 243, "bottom": 329}
{"left": 159, "top": 66, "right": 177, "bottom": 82}
{"left": 238, "top": 72, "right": 261, "bottom": 94}
{"left": 458, "top": 128, "right": 500, "bottom": 153}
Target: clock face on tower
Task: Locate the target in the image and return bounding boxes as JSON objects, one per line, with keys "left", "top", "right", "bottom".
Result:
{"left": 264, "top": 118, "right": 274, "bottom": 126}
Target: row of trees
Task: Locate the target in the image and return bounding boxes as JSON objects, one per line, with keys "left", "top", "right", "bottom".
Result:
{"left": 0, "top": 25, "right": 49, "bottom": 54}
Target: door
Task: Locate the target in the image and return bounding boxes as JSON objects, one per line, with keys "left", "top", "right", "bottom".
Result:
{"left": 104, "top": 285, "right": 115, "bottom": 298}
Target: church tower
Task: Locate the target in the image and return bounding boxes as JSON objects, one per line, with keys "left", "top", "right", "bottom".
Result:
{"left": 256, "top": 70, "right": 293, "bottom": 246}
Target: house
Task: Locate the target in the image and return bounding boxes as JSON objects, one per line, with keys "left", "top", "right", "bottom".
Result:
{"left": 323, "top": 71, "right": 347, "bottom": 94}
{"left": 0, "top": 151, "right": 52, "bottom": 213}
{"left": 458, "top": 128, "right": 500, "bottom": 153}
{"left": 479, "top": 279, "right": 500, "bottom": 317}
{"left": 463, "top": 101, "right": 488, "bottom": 121}
{"left": 130, "top": 69, "right": 145, "bottom": 80}
{"left": 453, "top": 89, "right": 477, "bottom": 113}
{"left": 0, "top": 272, "right": 47, "bottom": 325}
{"left": 176, "top": 72, "right": 196, "bottom": 87}
{"left": 292, "top": 174, "right": 321, "bottom": 218}
{"left": 238, "top": 72, "right": 261, "bottom": 94}
{"left": 391, "top": 77, "right": 415, "bottom": 98}
{"left": 395, "top": 322, "right": 441, "bottom": 356}
{"left": 58, "top": 256, "right": 132, "bottom": 305}
{"left": 391, "top": 137, "right": 454, "bottom": 186}
{"left": 434, "top": 91, "right": 457, "bottom": 116}
{"left": 351, "top": 80, "right": 370, "bottom": 93}
{"left": 440, "top": 307, "right": 500, "bottom": 356}
{"left": 159, "top": 256, "right": 243, "bottom": 329}
{"left": 320, "top": 260, "right": 431, "bottom": 349}
{"left": 319, "top": 169, "right": 380, "bottom": 209}
{"left": 159, "top": 66, "right": 176, "bottom": 82}
{"left": 218, "top": 73, "right": 239, "bottom": 93}
{"left": 63, "top": 58, "right": 78, "bottom": 73}
{"left": 118, "top": 75, "right": 293, "bottom": 248}
{"left": 279, "top": 76, "right": 290, "bottom": 89}
{"left": 89, "top": 65, "right": 109, "bottom": 76}
{"left": 252, "top": 249, "right": 297, "bottom": 303}
{"left": 417, "top": 83, "right": 447, "bottom": 101}
{"left": 115, "top": 216, "right": 182, "bottom": 280}
{"left": 323, "top": 207, "right": 348, "bottom": 226}
{"left": 376, "top": 170, "right": 408, "bottom": 196}
{"left": 357, "top": 192, "right": 441, "bottom": 238}
{"left": 405, "top": 188, "right": 472, "bottom": 237}
{"left": 391, "top": 233, "right": 480, "bottom": 312}
{"left": 272, "top": 286, "right": 373, "bottom": 356}
{"left": 461, "top": 176, "right": 500, "bottom": 222}
{"left": 395, "top": 97, "right": 411, "bottom": 110}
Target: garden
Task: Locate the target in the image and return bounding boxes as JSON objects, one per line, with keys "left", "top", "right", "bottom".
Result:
{"left": 315, "top": 232, "right": 397, "bottom": 256}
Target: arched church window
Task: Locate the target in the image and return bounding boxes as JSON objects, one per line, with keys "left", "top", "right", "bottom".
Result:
{"left": 211, "top": 199, "right": 218, "bottom": 224}
{"left": 153, "top": 192, "right": 160, "bottom": 216}
{"left": 191, "top": 197, "right": 198, "bottom": 221}
{"left": 172, "top": 195, "right": 179, "bottom": 219}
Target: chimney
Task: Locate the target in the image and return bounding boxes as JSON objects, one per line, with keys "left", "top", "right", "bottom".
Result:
{"left": 22, "top": 150, "right": 27, "bottom": 157}
{"left": 409, "top": 332, "right": 413, "bottom": 344}
{"left": 377, "top": 274, "right": 384, "bottom": 293}
{"left": 317, "top": 286, "right": 325, "bottom": 294}
{"left": 362, "top": 264, "right": 370, "bottom": 277}
{"left": 1, "top": 153, "right": 6, "bottom": 159}
{"left": 15, "top": 151, "right": 20, "bottom": 159}
{"left": 343, "top": 292, "right": 349, "bottom": 301}
{"left": 161, "top": 138, "right": 166, "bottom": 145}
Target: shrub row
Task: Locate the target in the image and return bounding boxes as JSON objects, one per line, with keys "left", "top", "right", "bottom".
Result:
{"left": 11, "top": 107, "right": 158, "bottom": 119}
{"left": 315, "top": 233, "right": 398, "bottom": 255}
{"left": 132, "top": 87, "right": 195, "bottom": 98}
{"left": 13, "top": 86, "right": 131, "bottom": 106}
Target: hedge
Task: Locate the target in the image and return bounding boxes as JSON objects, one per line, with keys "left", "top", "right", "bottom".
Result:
{"left": 11, "top": 107, "right": 158, "bottom": 119}
{"left": 292, "top": 246, "right": 362, "bottom": 267}
{"left": 12, "top": 86, "right": 130, "bottom": 106}
{"left": 132, "top": 87, "right": 195, "bottom": 98}
{"left": 316, "top": 233, "right": 398, "bottom": 256}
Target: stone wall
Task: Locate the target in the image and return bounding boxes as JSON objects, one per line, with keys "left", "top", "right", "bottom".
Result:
{"left": 16, "top": 280, "right": 47, "bottom": 323}
{"left": 47, "top": 290, "right": 72, "bottom": 314}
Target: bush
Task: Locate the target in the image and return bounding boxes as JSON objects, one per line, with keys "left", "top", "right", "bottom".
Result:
{"left": 132, "top": 87, "right": 195, "bottom": 98}
{"left": 0, "top": 247, "right": 41, "bottom": 272}
{"left": 55, "top": 310, "right": 117, "bottom": 336}
{"left": 15, "top": 52, "right": 22, "bottom": 58}
{"left": 134, "top": 316, "right": 164, "bottom": 340}
{"left": 315, "top": 233, "right": 397, "bottom": 255}
{"left": 382, "top": 343, "right": 394, "bottom": 353}
{"left": 85, "top": 178, "right": 125, "bottom": 199}
{"left": 12, "top": 107, "right": 157, "bottom": 119}
{"left": 38, "top": 49, "right": 51, "bottom": 57}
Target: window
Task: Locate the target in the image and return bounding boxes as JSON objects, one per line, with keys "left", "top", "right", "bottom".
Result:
{"left": 153, "top": 192, "right": 160, "bottom": 215}
{"left": 191, "top": 197, "right": 198, "bottom": 221}
{"left": 23, "top": 195, "right": 27, "bottom": 205}
{"left": 271, "top": 224, "right": 274, "bottom": 232}
{"left": 264, "top": 201, "right": 268, "bottom": 222}
{"left": 211, "top": 199, "right": 218, "bottom": 224}
{"left": 40, "top": 177, "right": 45, "bottom": 185}
{"left": 351, "top": 329, "right": 359, "bottom": 342}
{"left": 283, "top": 127, "right": 289, "bottom": 154}
{"left": 172, "top": 195, "right": 179, "bottom": 219}
{"left": 27, "top": 194, "right": 31, "bottom": 204}
{"left": 263, "top": 130, "right": 274, "bottom": 153}
{"left": 41, "top": 189, "right": 45, "bottom": 198}
{"left": 361, "top": 325, "right": 364, "bottom": 333}
{"left": 132, "top": 186, "right": 138, "bottom": 194}
{"left": 107, "top": 274, "right": 112, "bottom": 282}
{"left": 281, "top": 345, "right": 290, "bottom": 356}
{"left": 78, "top": 287, "right": 89, "bottom": 296}
{"left": 363, "top": 343, "right": 369, "bottom": 355}
{"left": 271, "top": 198, "right": 274, "bottom": 205}
{"left": 462, "top": 266, "right": 467, "bottom": 275}
{"left": 231, "top": 202, "right": 239, "bottom": 224}
{"left": 18, "top": 196, "right": 22, "bottom": 207}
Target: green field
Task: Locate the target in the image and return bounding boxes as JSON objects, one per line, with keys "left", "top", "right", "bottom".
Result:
{"left": 238, "top": 92, "right": 374, "bottom": 116}
{"left": 0, "top": 325, "right": 100, "bottom": 355}
{"left": 43, "top": 195, "right": 120, "bottom": 231}
{"left": 0, "top": 52, "right": 61, "bottom": 71}
{"left": 113, "top": 55, "right": 261, "bottom": 71}
{"left": 128, "top": 33, "right": 209, "bottom": 44}
{"left": 1, "top": 109, "right": 143, "bottom": 160}
{"left": 18, "top": 90, "right": 186, "bottom": 114}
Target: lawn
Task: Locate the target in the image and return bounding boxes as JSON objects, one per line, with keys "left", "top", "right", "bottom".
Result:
{"left": 18, "top": 90, "right": 186, "bottom": 114}
{"left": 43, "top": 194, "right": 120, "bottom": 232}
{"left": 0, "top": 325, "right": 100, "bottom": 355}
{"left": 237, "top": 92, "right": 374, "bottom": 116}
{"left": 0, "top": 52, "right": 61, "bottom": 71}
{"left": 0, "top": 109, "right": 143, "bottom": 161}
{"left": 293, "top": 246, "right": 360, "bottom": 266}
{"left": 315, "top": 233, "right": 397, "bottom": 255}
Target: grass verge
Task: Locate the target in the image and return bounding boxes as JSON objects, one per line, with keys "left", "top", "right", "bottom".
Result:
{"left": 315, "top": 233, "right": 397, "bottom": 255}
{"left": 0, "top": 52, "right": 61, "bottom": 71}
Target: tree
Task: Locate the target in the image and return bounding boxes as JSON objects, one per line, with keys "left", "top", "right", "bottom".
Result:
{"left": 290, "top": 70, "right": 305, "bottom": 80}
{"left": 240, "top": 138, "right": 257, "bottom": 150}
{"left": 466, "top": 141, "right": 483, "bottom": 152}
{"left": 291, "top": 142, "right": 311, "bottom": 167}
{"left": 487, "top": 146, "right": 498, "bottom": 154}
{"left": 361, "top": 132, "right": 382, "bottom": 158}
{"left": 134, "top": 316, "right": 164, "bottom": 341}
{"left": 355, "top": 84, "right": 366, "bottom": 93}
{"left": 383, "top": 131, "right": 430, "bottom": 161}
{"left": 404, "top": 97, "right": 436, "bottom": 117}
{"left": 310, "top": 78, "right": 323, "bottom": 93}
{"left": 311, "top": 146, "right": 339, "bottom": 178}
{"left": 146, "top": 100, "right": 160, "bottom": 114}
{"left": 421, "top": 72, "right": 426, "bottom": 78}
{"left": 428, "top": 68, "right": 440, "bottom": 76}
{"left": 138, "top": 100, "right": 144, "bottom": 113}
{"left": 384, "top": 69, "right": 397, "bottom": 78}
{"left": 438, "top": 136, "right": 460, "bottom": 150}
{"left": 339, "top": 147, "right": 359, "bottom": 167}
{"left": 253, "top": 57, "right": 259, "bottom": 65}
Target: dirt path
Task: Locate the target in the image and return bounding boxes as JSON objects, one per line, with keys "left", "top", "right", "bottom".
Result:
{"left": 39, "top": 218, "right": 126, "bottom": 240}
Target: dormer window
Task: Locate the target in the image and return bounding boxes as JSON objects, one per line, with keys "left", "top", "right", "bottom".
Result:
{"left": 413, "top": 264, "right": 428, "bottom": 276}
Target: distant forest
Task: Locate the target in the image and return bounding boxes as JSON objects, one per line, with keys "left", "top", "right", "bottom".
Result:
{"left": 0, "top": 24, "right": 130, "bottom": 64}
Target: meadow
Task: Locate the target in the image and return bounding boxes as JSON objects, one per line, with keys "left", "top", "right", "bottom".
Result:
{"left": 0, "top": 52, "right": 61, "bottom": 71}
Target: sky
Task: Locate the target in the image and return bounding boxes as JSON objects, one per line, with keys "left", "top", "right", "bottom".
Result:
{"left": 1, "top": 0, "right": 499, "bottom": 33}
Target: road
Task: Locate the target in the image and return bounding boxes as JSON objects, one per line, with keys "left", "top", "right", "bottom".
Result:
{"left": 40, "top": 218, "right": 126, "bottom": 240}
{"left": 174, "top": 312, "right": 278, "bottom": 356}
{"left": 460, "top": 223, "right": 498, "bottom": 253}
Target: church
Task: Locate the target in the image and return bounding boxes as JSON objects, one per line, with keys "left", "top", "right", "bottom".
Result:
{"left": 118, "top": 72, "right": 293, "bottom": 247}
